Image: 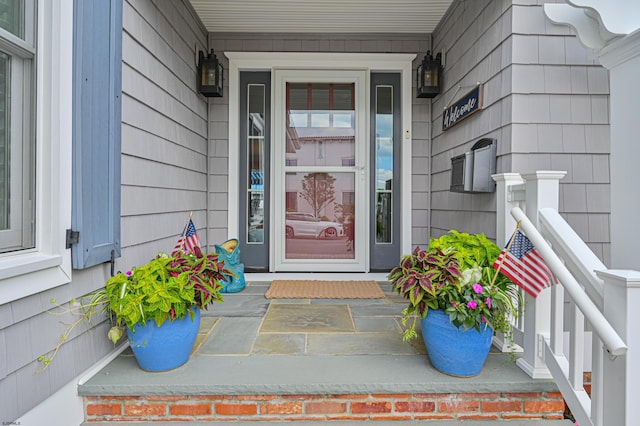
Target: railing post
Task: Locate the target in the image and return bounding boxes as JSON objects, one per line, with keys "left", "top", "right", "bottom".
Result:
{"left": 492, "top": 173, "right": 525, "bottom": 352}
{"left": 597, "top": 270, "right": 640, "bottom": 425}
{"left": 492, "top": 173, "right": 524, "bottom": 247}
{"left": 517, "top": 171, "right": 566, "bottom": 378}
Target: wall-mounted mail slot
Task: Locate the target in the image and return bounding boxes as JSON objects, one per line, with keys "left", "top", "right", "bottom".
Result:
{"left": 450, "top": 138, "right": 496, "bottom": 193}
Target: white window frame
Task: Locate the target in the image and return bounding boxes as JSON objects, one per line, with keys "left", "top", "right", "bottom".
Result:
{"left": 0, "top": 0, "right": 73, "bottom": 304}
{"left": 0, "top": 2, "right": 37, "bottom": 252}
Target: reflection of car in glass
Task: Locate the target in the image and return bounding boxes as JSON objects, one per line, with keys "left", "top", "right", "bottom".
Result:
{"left": 285, "top": 212, "right": 344, "bottom": 239}
{"left": 248, "top": 220, "right": 264, "bottom": 243}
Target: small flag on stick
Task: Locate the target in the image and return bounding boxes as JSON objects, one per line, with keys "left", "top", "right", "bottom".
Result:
{"left": 493, "top": 227, "right": 554, "bottom": 298}
{"left": 174, "top": 217, "right": 201, "bottom": 255}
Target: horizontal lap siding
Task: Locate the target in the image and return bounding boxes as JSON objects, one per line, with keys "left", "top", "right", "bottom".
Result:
{"left": 430, "top": 0, "right": 610, "bottom": 264}
{"left": 121, "top": 0, "right": 208, "bottom": 267}
{"left": 0, "top": 1, "right": 209, "bottom": 421}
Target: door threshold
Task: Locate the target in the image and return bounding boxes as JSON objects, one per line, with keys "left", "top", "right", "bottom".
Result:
{"left": 245, "top": 272, "right": 389, "bottom": 281}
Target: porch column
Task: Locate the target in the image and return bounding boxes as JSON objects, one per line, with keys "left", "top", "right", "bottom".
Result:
{"left": 544, "top": 2, "right": 640, "bottom": 269}
{"left": 597, "top": 270, "right": 640, "bottom": 425}
{"left": 518, "top": 171, "right": 566, "bottom": 379}
{"left": 597, "top": 31, "right": 640, "bottom": 270}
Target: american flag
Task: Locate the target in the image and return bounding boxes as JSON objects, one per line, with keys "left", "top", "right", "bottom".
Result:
{"left": 174, "top": 219, "right": 200, "bottom": 254}
{"left": 493, "top": 230, "right": 554, "bottom": 298}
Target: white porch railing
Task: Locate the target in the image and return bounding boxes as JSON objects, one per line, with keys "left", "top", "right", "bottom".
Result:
{"left": 494, "top": 171, "right": 638, "bottom": 426}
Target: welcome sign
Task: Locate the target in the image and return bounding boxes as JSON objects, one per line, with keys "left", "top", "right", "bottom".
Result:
{"left": 443, "top": 84, "right": 483, "bottom": 131}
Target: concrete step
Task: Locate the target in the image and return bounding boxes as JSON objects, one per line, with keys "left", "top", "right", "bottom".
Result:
{"left": 80, "top": 287, "right": 570, "bottom": 423}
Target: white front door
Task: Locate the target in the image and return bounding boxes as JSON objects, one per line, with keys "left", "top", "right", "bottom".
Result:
{"left": 273, "top": 70, "right": 368, "bottom": 271}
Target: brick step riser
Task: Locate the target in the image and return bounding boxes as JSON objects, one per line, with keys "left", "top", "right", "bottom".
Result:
{"left": 85, "top": 392, "right": 566, "bottom": 422}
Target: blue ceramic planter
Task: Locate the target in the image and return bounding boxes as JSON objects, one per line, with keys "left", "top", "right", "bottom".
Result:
{"left": 421, "top": 309, "right": 493, "bottom": 377}
{"left": 127, "top": 307, "right": 200, "bottom": 372}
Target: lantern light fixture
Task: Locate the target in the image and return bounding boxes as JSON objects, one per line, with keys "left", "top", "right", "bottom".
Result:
{"left": 416, "top": 50, "right": 442, "bottom": 99}
{"left": 197, "top": 49, "right": 223, "bottom": 97}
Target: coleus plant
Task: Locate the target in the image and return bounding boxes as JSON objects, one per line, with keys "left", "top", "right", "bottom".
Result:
{"left": 38, "top": 248, "right": 231, "bottom": 371}
{"left": 388, "top": 231, "right": 519, "bottom": 342}
{"left": 104, "top": 248, "right": 230, "bottom": 342}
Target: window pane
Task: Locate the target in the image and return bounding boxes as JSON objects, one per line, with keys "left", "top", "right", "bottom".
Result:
{"left": 0, "top": 52, "right": 9, "bottom": 229}
{"left": 247, "top": 84, "right": 265, "bottom": 243}
{"left": 333, "top": 84, "right": 352, "bottom": 110}
{"left": 0, "top": 0, "right": 34, "bottom": 254}
{"left": 0, "top": 0, "right": 24, "bottom": 39}
{"left": 288, "top": 83, "right": 307, "bottom": 111}
{"left": 375, "top": 86, "right": 393, "bottom": 244}
{"left": 310, "top": 83, "right": 329, "bottom": 111}
{"left": 285, "top": 82, "right": 355, "bottom": 167}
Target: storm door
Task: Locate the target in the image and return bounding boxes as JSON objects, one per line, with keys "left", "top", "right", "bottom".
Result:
{"left": 273, "top": 70, "right": 367, "bottom": 271}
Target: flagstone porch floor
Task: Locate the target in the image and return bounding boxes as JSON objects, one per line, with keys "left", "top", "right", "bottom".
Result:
{"left": 79, "top": 275, "right": 571, "bottom": 423}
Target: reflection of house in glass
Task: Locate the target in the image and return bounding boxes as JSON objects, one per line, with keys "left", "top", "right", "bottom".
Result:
{"left": 285, "top": 83, "right": 356, "bottom": 224}
{"left": 248, "top": 97, "right": 266, "bottom": 243}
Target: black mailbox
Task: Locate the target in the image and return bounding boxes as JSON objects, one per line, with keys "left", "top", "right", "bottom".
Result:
{"left": 450, "top": 138, "right": 496, "bottom": 193}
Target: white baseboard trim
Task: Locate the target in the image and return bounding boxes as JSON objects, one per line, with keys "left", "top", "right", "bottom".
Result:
{"left": 17, "top": 342, "right": 128, "bottom": 426}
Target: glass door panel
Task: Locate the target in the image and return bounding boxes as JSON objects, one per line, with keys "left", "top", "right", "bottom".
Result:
{"left": 247, "top": 84, "right": 265, "bottom": 243}
{"left": 285, "top": 82, "right": 355, "bottom": 261}
{"left": 375, "top": 85, "right": 393, "bottom": 244}
{"left": 370, "top": 73, "right": 401, "bottom": 270}
{"left": 284, "top": 172, "right": 355, "bottom": 259}
{"left": 239, "top": 72, "right": 270, "bottom": 271}
{"left": 275, "top": 70, "right": 366, "bottom": 271}
{"left": 286, "top": 83, "right": 355, "bottom": 167}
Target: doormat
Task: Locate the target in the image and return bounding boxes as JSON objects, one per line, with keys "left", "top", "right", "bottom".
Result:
{"left": 265, "top": 280, "right": 385, "bottom": 299}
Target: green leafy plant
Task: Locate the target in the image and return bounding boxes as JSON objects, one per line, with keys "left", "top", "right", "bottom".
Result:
{"left": 388, "top": 231, "right": 519, "bottom": 342}
{"left": 104, "top": 247, "right": 229, "bottom": 342}
{"left": 38, "top": 247, "right": 231, "bottom": 371}
{"left": 37, "top": 290, "right": 111, "bottom": 372}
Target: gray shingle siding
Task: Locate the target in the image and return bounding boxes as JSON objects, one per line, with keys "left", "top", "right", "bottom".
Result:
{"left": 430, "top": 0, "right": 610, "bottom": 263}
{"left": 0, "top": 272, "right": 114, "bottom": 420}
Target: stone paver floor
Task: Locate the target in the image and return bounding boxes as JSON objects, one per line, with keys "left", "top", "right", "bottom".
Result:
{"left": 193, "top": 281, "right": 427, "bottom": 357}
{"left": 80, "top": 279, "right": 561, "bottom": 399}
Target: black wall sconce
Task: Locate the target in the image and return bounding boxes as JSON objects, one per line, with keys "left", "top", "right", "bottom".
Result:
{"left": 198, "top": 49, "right": 223, "bottom": 97}
{"left": 416, "top": 51, "right": 442, "bottom": 98}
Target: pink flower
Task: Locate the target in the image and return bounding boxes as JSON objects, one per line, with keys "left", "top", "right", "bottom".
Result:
{"left": 472, "top": 283, "right": 483, "bottom": 294}
{"left": 451, "top": 301, "right": 457, "bottom": 308}
{"left": 486, "top": 297, "right": 492, "bottom": 308}
{"left": 467, "top": 300, "right": 478, "bottom": 309}
{"left": 125, "top": 271, "right": 132, "bottom": 276}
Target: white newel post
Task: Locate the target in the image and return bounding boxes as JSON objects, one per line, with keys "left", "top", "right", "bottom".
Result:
{"left": 492, "top": 173, "right": 524, "bottom": 248}
{"left": 492, "top": 173, "right": 525, "bottom": 352}
{"left": 597, "top": 270, "right": 640, "bottom": 426}
{"left": 517, "top": 171, "right": 566, "bottom": 379}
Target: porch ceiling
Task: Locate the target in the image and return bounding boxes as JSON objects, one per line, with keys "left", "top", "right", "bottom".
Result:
{"left": 189, "top": 0, "right": 453, "bottom": 34}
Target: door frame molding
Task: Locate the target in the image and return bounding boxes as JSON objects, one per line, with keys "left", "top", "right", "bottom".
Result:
{"left": 226, "top": 52, "right": 415, "bottom": 271}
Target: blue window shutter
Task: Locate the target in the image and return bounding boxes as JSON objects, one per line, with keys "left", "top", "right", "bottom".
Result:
{"left": 71, "top": 0, "right": 122, "bottom": 269}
